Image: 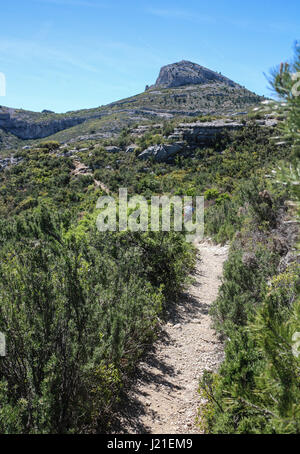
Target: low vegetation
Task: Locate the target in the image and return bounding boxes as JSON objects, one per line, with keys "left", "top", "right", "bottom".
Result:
{"left": 0, "top": 48, "right": 298, "bottom": 434}
{"left": 198, "top": 45, "right": 300, "bottom": 434}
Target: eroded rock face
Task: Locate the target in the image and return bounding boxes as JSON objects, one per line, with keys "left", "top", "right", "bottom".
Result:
{"left": 136, "top": 118, "right": 279, "bottom": 162}
{"left": 0, "top": 111, "right": 86, "bottom": 140}
{"left": 138, "top": 142, "right": 185, "bottom": 162}
{"left": 0, "top": 156, "right": 23, "bottom": 171}
{"left": 0, "top": 60, "right": 264, "bottom": 145}
{"left": 153, "top": 61, "right": 237, "bottom": 89}
{"left": 168, "top": 119, "right": 244, "bottom": 143}
{"left": 125, "top": 144, "right": 139, "bottom": 153}
{"left": 105, "top": 146, "right": 122, "bottom": 153}
{"left": 136, "top": 120, "right": 247, "bottom": 162}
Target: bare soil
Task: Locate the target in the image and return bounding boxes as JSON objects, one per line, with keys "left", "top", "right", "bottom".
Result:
{"left": 113, "top": 240, "right": 228, "bottom": 434}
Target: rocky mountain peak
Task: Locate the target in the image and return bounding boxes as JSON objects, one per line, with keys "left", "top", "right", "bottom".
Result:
{"left": 151, "top": 60, "right": 237, "bottom": 89}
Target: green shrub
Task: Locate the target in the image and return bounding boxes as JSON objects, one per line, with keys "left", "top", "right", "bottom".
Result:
{"left": 0, "top": 207, "right": 194, "bottom": 433}
{"left": 204, "top": 188, "right": 220, "bottom": 200}
{"left": 39, "top": 141, "right": 60, "bottom": 151}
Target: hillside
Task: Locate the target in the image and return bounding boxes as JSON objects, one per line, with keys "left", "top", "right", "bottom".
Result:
{"left": 0, "top": 60, "right": 263, "bottom": 148}
{"left": 148, "top": 60, "right": 238, "bottom": 89}
{"left": 0, "top": 51, "right": 298, "bottom": 436}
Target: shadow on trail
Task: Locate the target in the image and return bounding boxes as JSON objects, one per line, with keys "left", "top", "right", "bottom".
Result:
{"left": 110, "top": 262, "right": 211, "bottom": 434}
{"left": 164, "top": 266, "right": 212, "bottom": 325}
{"left": 110, "top": 329, "right": 183, "bottom": 434}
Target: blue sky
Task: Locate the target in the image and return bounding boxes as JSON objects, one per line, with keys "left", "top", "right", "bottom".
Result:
{"left": 0, "top": 0, "right": 299, "bottom": 113}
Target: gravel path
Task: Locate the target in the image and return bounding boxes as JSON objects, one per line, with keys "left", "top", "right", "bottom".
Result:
{"left": 114, "top": 240, "right": 228, "bottom": 434}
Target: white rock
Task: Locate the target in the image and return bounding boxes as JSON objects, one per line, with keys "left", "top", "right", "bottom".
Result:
{"left": 173, "top": 323, "right": 182, "bottom": 329}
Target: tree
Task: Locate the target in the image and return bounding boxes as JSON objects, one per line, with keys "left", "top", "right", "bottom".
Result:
{"left": 270, "top": 42, "right": 300, "bottom": 158}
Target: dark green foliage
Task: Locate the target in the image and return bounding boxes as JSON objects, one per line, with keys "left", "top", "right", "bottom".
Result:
{"left": 199, "top": 266, "right": 300, "bottom": 434}
{"left": 0, "top": 208, "right": 194, "bottom": 433}
{"left": 198, "top": 44, "right": 300, "bottom": 434}
{"left": 39, "top": 141, "right": 60, "bottom": 151}
{"left": 0, "top": 47, "right": 296, "bottom": 435}
{"left": 211, "top": 246, "right": 279, "bottom": 335}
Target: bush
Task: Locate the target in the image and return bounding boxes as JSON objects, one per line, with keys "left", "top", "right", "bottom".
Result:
{"left": 0, "top": 208, "right": 194, "bottom": 433}
{"left": 200, "top": 267, "right": 300, "bottom": 434}
{"left": 39, "top": 141, "right": 60, "bottom": 151}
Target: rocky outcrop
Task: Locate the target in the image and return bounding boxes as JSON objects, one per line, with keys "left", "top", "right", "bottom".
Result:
{"left": 0, "top": 108, "right": 168, "bottom": 142}
{"left": 138, "top": 142, "right": 186, "bottom": 162}
{"left": 0, "top": 156, "right": 23, "bottom": 171}
{"left": 131, "top": 124, "right": 163, "bottom": 136}
{"left": 168, "top": 119, "right": 244, "bottom": 144}
{"left": 151, "top": 60, "right": 237, "bottom": 89}
{"left": 136, "top": 118, "right": 279, "bottom": 162}
{"left": 136, "top": 120, "right": 245, "bottom": 162}
{"left": 105, "top": 146, "right": 122, "bottom": 153}
{"left": 0, "top": 60, "right": 263, "bottom": 145}
{"left": 169, "top": 118, "right": 278, "bottom": 144}
{"left": 125, "top": 144, "right": 139, "bottom": 153}
{"left": 0, "top": 111, "right": 86, "bottom": 140}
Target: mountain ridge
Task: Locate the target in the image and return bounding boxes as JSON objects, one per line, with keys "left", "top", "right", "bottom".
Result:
{"left": 0, "top": 61, "right": 264, "bottom": 148}
{"left": 148, "top": 60, "right": 238, "bottom": 90}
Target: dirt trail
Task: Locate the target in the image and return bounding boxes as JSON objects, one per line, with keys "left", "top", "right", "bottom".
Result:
{"left": 114, "top": 240, "right": 228, "bottom": 434}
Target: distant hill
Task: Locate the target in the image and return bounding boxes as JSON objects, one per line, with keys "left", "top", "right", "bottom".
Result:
{"left": 149, "top": 60, "right": 237, "bottom": 89}
{"left": 0, "top": 61, "right": 264, "bottom": 148}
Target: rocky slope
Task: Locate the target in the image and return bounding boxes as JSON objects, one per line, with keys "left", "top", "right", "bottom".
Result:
{"left": 0, "top": 109, "right": 86, "bottom": 140}
{"left": 0, "top": 116, "right": 279, "bottom": 172}
{"left": 149, "top": 60, "right": 237, "bottom": 89}
{"left": 136, "top": 118, "right": 278, "bottom": 162}
{"left": 0, "top": 60, "right": 263, "bottom": 148}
